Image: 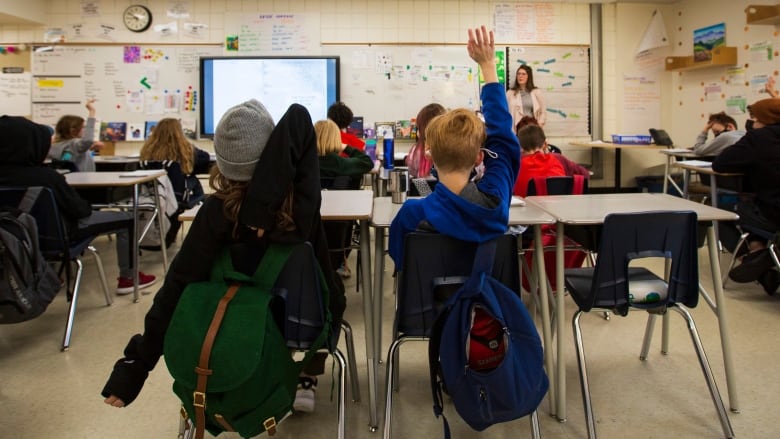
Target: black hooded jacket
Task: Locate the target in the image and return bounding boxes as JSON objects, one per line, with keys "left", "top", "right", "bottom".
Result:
{"left": 0, "top": 115, "right": 92, "bottom": 232}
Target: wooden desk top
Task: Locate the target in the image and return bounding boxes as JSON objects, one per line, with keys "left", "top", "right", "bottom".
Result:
{"left": 370, "top": 195, "right": 555, "bottom": 228}
{"left": 527, "top": 193, "right": 738, "bottom": 225}
{"left": 570, "top": 141, "right": 666, "bottom": 150}
{"left": 64, "top": 170, "right": 166, "bottom": 187}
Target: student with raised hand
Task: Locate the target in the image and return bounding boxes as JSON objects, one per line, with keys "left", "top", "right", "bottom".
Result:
{"left": 102, "top": 101, "right": 345, "bottom": 415}
{"left": 405, "top": 103, "right": 446, "bottom": 179}
{"left": 48, "top": 98, "right": 104, "bottom": 171}
{"left": 389, "top": 25, "right": 520, "bottom": 268}
{"left": 0, "top": 115, "right": 156, "bottom": 295}
{"left": 690, "top": 111, "right": 746, "bottom": 156}
{"left": 139, "top": 117, "right": 211, "bottom": 246}
{"left": 506, "top": 65, "right": 547, "bottom": 130}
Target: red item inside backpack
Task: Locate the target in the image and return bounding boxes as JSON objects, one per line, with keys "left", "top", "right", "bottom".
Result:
{"left": 467, "top": 306, "right": 507, "bottom": 372}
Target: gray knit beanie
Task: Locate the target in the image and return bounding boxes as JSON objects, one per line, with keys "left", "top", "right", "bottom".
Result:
{"left": 213, "top": 99, "right": 275, "bottom": 181}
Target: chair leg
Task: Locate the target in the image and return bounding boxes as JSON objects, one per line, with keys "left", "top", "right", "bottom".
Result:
{"left": 529, "top": 409, "right": 542, "bottom": 439}
{"left": 639, "top": 313, "right": 657, "bottom": 361}
{"left": 61, "top": 258, "right": 84, "bottom": 351}
{"left": 87, "top": 245, "right": 112, "bottom": 306}
{"left": 332, "top": 349, "right": 348, "bottom": 439}
{"left": 572, "top": 310, "right": 597, "bottom": 439}
{"left": 722, "top": 232, "right": 749, "bottom": 288}
{"left": 669, "top": 306, "right": 735, "bottom": 438}
{"left": 383, "top": 338, "right": 404, "bottom": 439}
{"left": 340, "top": 321, "right": 361, "bottom": 402}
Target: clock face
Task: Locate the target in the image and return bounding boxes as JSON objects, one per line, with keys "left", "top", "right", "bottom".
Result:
{"left": 123, "top": 5, "right": 152, "bottom": 33}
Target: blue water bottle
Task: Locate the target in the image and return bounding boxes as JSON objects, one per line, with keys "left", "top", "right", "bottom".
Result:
{"left": 383, "top": 130, "right": 394, "bottom": 171}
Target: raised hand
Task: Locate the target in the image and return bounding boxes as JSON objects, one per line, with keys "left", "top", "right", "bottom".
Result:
{"left": 467, "top": 25, "right": 497, "bottom": 84}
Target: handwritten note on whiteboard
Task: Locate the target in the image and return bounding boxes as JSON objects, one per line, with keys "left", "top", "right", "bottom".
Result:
{"left": 0, "top": 72, "right": 32, "bottom": 116}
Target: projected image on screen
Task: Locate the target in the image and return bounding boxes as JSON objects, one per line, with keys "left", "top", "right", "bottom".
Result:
{"left": 201, "top": 56, "right": 339, "bottom": 137}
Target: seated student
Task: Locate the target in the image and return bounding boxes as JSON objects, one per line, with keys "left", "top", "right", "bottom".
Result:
{"left": 713, "top": 98, "right": 780, "bottom": 294}
{"left": 515, "top": 115, "right": 562, "bottom": 154}
{"left": 327, "top": 101, "right": 365, "bottom": 156}
{"left": 691, "top": 111, "right": 746, "bottom": 156}
{"left": 389, "top": 25, "right": 519, "bottom": 267}
{"left": 48, "top": 98, "right": 104, "bottom": 172}
{"left": 513, "top": 124, "right": 590, "bottom": 197}
{"left": 102, "top": 101, "right": 346, "bottom": 414}
{"left": 138, "top": 117, "right": 211, "bottom": 247}
{"left": 315, "top": 118, "right": 373, "bottom": 277}
{"left": 0, "top": 115, "right": 156, "bottom": 295}
{"left": 405, "top": 103, "right": 446, "bottom": 179}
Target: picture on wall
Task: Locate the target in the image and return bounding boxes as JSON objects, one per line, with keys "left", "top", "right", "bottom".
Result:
{"left": 693, "top": 23, "right": 725, "bottom": 62}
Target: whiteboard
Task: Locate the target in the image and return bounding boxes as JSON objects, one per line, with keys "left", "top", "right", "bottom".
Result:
{"left": 325, "top": 45, "right": 481, "bottom": 127}
{"left": 31, "top": 45, "right": 222, "bottom": 135}
{"left": 506, "top": 46, "right": 590, "bottom": 137}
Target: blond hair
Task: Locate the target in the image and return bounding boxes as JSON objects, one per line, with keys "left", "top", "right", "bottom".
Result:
{"left": 425, "top": 108, "right": 485, "bottom": 173}
{"left": 139, "top": 118, "right": 195, "bottom": 174}
{"left": 315, "top": 119, "right": 342, "bottom": 156}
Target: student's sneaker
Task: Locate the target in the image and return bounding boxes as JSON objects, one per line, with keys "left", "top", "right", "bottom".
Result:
{"left": 336, "top": 263, "right": 351, "bottom": 279}
{"left": 116, "top": 272, "right": 158, "bottom": 295}
{"left": 293, "top": 377, "right": 317, "bottom": 413}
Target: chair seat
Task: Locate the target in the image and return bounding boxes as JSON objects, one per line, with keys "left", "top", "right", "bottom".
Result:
{"left": 566, "top": 266, "right": 666, "bottom": 315}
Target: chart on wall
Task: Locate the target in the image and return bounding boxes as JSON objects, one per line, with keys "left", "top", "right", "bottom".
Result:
{"left": 506, "top": 45, "right": 590, "bottom": 137}
{"left": 30, "top": 44, "right": 221, "bottom": 138}
{"left": 327, "top": 45, "right": 481, "bottom": 128}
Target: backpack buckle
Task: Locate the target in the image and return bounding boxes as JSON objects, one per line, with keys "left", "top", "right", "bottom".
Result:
{"left": 193, "top": 391, "right": 206, "bottom": 408}
{"left": 263, "top": 418, "right": 277, "bottom": 435}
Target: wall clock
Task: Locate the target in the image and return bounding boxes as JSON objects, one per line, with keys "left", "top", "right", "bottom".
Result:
{"left": 123, "top": 4, "right": 152, "bottom": 33}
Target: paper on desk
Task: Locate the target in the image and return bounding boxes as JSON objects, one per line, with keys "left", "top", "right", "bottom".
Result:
{"left": 119, "top": 169, "right": 164, "bottom": 177}
{"left": 511, "top": 196, "right": 526, "bottom": 206}
{"left": 666, "top": 148, "right": 693, "bottom": 153}
{"left": 678, "top": 160, "right": 712, "bottom": 167}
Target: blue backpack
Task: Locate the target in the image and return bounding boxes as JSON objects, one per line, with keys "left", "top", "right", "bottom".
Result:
{"left": 428, "top": 238, "right": 548, "bottom": 437}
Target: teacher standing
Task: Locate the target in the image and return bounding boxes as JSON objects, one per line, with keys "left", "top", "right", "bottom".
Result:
{"left": 506, "top": 65, "right": 547, "bottom": 129}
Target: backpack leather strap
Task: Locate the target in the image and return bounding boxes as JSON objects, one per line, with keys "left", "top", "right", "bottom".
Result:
{"left": 193, "top": 283, "right": 240, "bottom": 439}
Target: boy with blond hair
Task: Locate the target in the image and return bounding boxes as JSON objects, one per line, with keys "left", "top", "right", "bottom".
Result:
{"left": 389, "top": 26, "right": 520, "bottom": 267}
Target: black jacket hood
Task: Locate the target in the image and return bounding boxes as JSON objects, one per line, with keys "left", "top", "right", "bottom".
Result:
{"left": 0, "top": 115, "right": 52, "bottom": 166}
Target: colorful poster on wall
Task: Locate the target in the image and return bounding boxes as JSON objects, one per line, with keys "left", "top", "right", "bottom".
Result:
{"left": 693, "top": 23, "right": 725, "bottom": 62}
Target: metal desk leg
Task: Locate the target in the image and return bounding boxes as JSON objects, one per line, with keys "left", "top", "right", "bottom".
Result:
{"left": 132, "top": 184, "right": 140, "bottom": 302}
{"left": 150, "top": 182, "right": 168, "bottom": 272}
{"left": 663, "top": 154, "right": 671, "bottom": 194}
{"left": 555, "top": 223, "right": 567, "bottom": 421}
{"left": 360, "top": 220, "right": 378, "bottom": 431}
{"left": 706, "top": 225, "right": 740, "bottom": 412}
{"left": 532, "top": 224, "right": 556, "bottom": 416}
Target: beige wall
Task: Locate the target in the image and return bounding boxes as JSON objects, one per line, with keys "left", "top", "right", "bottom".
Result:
{"left": 3, "top": 1, "right": 775, "bottom": 188}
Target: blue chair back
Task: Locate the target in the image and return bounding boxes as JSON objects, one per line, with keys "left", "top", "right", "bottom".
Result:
{"left": 396, "top": 232, "right": 519, "bottom": 336}
{"left": 571, "top": 211, "right": 699, "bottom": 315}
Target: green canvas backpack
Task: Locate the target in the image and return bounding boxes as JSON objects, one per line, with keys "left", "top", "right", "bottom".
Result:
{"left": 163, "top": 244, "right": 330, "bottom": 439}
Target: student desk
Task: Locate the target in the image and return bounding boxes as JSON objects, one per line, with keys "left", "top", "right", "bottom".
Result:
{"left": 658, "top": 149, "right": 713, "bottom": 196}
{"left": 93, "top": 155, "right": 140, "bottom": 172}
{"left": 526, "top": 193, "right": 740, "bottom": 421}
{"left": 65, "top": 169, "right": 168, "bottom": 302}
{"left": 370, "top": 196, "right": 558, "bottom": 427}
{"left": 570, "top": 141, "right": 665, "bottom": 191}
{"left": 673, "top": 160, "right": 742, "bottom": 209}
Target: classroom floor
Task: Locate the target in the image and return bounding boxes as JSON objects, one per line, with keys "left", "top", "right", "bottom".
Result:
{"left": 1, "top": 229, "right": 778, "bottom": 439}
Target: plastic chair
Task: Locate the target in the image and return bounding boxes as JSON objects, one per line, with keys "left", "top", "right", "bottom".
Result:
{"left": 0, "top": 186, "right": 111, "bottom": 351}
{"left": 383, "top": 232, "right": 541, "bottom": 439}
{"left": 563, "top": 211, "right": 734, "bottom": 439}
{"left": 176, "top": 242, "right": 358, "bottom": 439}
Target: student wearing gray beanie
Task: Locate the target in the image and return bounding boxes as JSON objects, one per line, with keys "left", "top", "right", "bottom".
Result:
{"left": 103, "top": 103, "right": 346, "bottom": 417}
{"left": 213, "top": 99, "right": 275, "bottom": 181}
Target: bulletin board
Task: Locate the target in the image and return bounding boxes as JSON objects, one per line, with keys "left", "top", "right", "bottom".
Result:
{"left": 30, "top": 44, "right": 222, "bottom": 136}
{"left": 506, "top": 45, "right": 591, "bottom": 137}
{"left": 324, "top": 45, "right": 481, "bottom": 127}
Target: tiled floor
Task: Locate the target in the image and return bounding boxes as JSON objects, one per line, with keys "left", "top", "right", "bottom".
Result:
{"left": 1, "top": 230, "right": 778, "bottom": 438}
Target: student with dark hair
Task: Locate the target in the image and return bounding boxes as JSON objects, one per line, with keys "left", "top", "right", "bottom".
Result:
{"left": 506, "top": 65, "right": 547, "bottom": 129}
{"left": 513, "top": 124, "right": 589, "bottom": 197}
{"left": 691, "top": 111, "right": 745, "bottom": 156}
{"left": 515, "top": 115, "right": 561, "bottom": 154}
{"left": 714, "top": 98, "right": 780, "bottom": 294}
{"left": 327, "top": 101, "right": 365, "bottom": 151}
